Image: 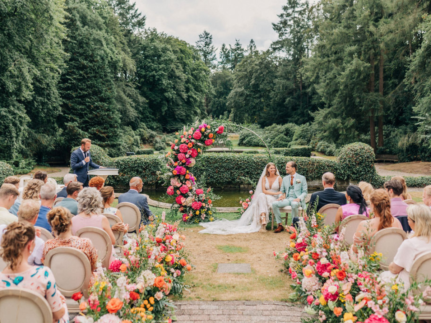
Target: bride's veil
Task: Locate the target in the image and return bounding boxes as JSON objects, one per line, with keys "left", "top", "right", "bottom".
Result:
{"left": 199, "top": 163, "right": 280, "bottom": 234}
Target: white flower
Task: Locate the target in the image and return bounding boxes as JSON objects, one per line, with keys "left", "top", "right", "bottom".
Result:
{"left": 173, "top": 233, "right": 179, "bottom": 240}
{"left": 320, "top": 257, "right": 328, "bottom": 265}
{"left": 75, "top": 317, "right": 94, "bottom": 323}
{"left": 302, "top": 276, "right": 321, "bottom": 293}
{"left": 155, "top": 291, "right": 164, "bottom": 301}
{"left": 116, "top": 276, "right": 127, "bottom": 288}
{"left": 395, "top": 310, "right": 407, "bottom": 323}
{"left": 328, "top": 286, "right": 338, "bottom": 294}
{"left": 297, "top": 238, "right": 303, "bottom": 243}
{"left": 96, "top": 314, "right": 122, "bottom": 323}
{"left": 340, "top": 251, "right": 350, "bottom": 264}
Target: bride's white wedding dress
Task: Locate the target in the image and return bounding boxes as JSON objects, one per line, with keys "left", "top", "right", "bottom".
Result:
{"left": 199, "top": 166, "right": 280, "bottom": 235}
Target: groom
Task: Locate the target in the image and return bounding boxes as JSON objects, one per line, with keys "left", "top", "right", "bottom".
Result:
{"left": 272, "top": 161, "right": 307, "bottom": 233}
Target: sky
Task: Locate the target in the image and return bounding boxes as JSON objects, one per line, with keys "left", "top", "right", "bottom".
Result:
{"left": 135, "top": 0, "right": 287, "bottom": 53}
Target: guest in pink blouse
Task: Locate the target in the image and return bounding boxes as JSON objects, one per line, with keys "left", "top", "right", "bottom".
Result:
{"left": 335, "top": 185, "right": 370, "bottom": 230}
{"left": 385, "top": 179, "right": 410, "bottom": 232}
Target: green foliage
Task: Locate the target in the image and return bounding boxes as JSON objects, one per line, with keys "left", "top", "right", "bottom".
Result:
{"left": 208, "top": 70, "right": 234, "bottom": 117}
{"left": 271, "top": 134, "right": 290, "bottom": 148}
{"left": 316, "top": 141, "right": 337, "bottom": 156}
{"left": 272, "top": 147, "right": 311, "bottom": 157}
{"left": 196, "top": 31, "right": 217, "bottom": 69}
{"left": 153, "top": 137, "right": 166, "bottom": 152}
{"left": 136, "top": 149, "right": 154, "bottom": 155}
{"left": 0, "top": 162, "right": 14, "bottom": 184}
{"left": 292, "top": 123, "right": 313, "bottom": 146}
{"left": 337, "top": 142, "right": 377, "bottom": 183}
{"left": 5, "top": 158, "right": 36, "bottom": 175}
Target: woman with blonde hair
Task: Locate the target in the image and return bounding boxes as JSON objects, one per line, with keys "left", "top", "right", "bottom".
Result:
{"left": 380, "top": 204, "right": 431, "bottom": 290}
{"left": 391, "top": 176, "right": 412, "bottom": 200}
{"left": 22, "top": 179, "right": 44, "bottom": 200}
{"left": 358, "top": 181, "right": 374, "bottom": 204}
{"left": 0, "top": 222, "right": 69, "bottom": 322}
{"left": 349, "top": 189, "right": 403, "bottom": 260}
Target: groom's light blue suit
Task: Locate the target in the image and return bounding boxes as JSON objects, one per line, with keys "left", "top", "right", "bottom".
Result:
{"left": 272, "top": 173, "right": 307, "bottom": 224}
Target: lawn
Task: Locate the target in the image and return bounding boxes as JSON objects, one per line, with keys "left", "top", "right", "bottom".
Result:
{"left": 18, "top": 165, "right": 62, "bottom": 176}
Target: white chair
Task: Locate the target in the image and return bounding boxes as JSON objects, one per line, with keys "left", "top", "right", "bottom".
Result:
{"left": 410, "top": 251, "right": 431, "bottom": 321}
{"left": 318, "top": 204, "right": 340, "bottom": 226}
{"left": 76, "top": 227, "right": 112, "bottom": 268}
{"left": 103, "top": 213, "right": 124, "bottom": 246}
{"left": 370, "top": 228, "right": 407, "bottom": 270}
{"left": 53, "top": 197, "right": 64, "bottom": 206}
{"left": 45, "top": 247, "right": 92, "bottom": 313}
{"left": 339, "top": 215, "right": 368, "bottom": 246}
{"left": 35, "top": 226, "right": 54, "bottom": 242}
{"left": 0, "top": 248, "right": 7, "bottom": 271}
{"left": 117, "top": 202, "right": 141, "bottom": 233}
{"left": 0, "top": 288, "right": 53, "bottom": 323}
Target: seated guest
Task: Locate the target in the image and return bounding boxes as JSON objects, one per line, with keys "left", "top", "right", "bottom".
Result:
{"left": 423, "top": 185, "right": 431, "bottom": 208}
{"left": 33, "top": 170, "right": 48, "bottom": 183}
{"left": 56, "top": 182, "right": 82, "bottom": 215}
{"left": 335, "top": 185, "right": 369, "bottom": 229}
{"left": 22, "top": 179, "right": 44, "bottom": 200}
{"left": 3, "top": 176, "right": 21, "bottom": 215}
{"left": 349, "top": 189, "right": 403, "bottom": 260}
{"left": 380, "top": 204, "right": 431, "bottom": 291}
{"left": 0, "top": 199, "right": 44, "bottom": 266}
{"left": 0, "top": 184, "right": 19, "bottom": 225}
{"left": 57, "top": 174, "right": 78, "bottom": 198}
{"left": 89, "top": 176, "right": 105, "bottom": 191}
{"left": 101, "top": 186, "right": 128, "bottom": 233}
{"left": 118, "top": 177, "right": 153, "bottom": 226}
{"left": 0, "top": 222, "right": 68, "bottom": 322}
{"left": 358, "top": 181, "right": 374, "bottom": 205}
{"left": 35, "top": 183, "right": 57, "bottom": 232}
{"left": 308, "top": 172, "right": 346, "bottom": 215}
{"left": 43, "top": 207, "right": 98, "bottom": 271}
{"left": 391, "top": 176, "right": 412, "bottom": 200}
{"left": 72, "top": 187, "right": 116, "bottom": 246}
{"left": 385, "top": 179, "right": 410, "bottom": 232}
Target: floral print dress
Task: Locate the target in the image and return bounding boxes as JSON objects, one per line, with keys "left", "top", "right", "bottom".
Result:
{"left": 0, "top": 266, "right": 69, "bottom": 323}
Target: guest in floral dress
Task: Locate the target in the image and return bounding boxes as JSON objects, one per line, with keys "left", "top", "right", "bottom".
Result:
{"left": 42, "top": 207, "right": 98, "bottom": 271}
{"left": 0, "top": 222, "right": 69, "bottom": 323}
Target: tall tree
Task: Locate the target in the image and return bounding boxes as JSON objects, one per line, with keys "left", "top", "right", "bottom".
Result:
{"left": 247, "top": 39, "right": 257, "bottom": 56}
{"left": 219, "top": 43, "right": 232, "bottom": 70}
{"left": 196, "top": 30, "right": 217, "bottom": 69}
{"left": 230, "top": 39, "right": 245, "bottom": 70}
{"left": 208, "top": 70, "right": 234, "bottom": 117}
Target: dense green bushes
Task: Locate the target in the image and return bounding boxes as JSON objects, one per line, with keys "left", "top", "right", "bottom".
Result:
{"left": 272, "top": 147, "right": 312, "bottom": 157}
{"left": 316, "top": 141, "right": 337, "bottom": 156}
{"left": 136, "top": 149, "right": 154, "bottom": 155}
{"left": 0, "top": 162, "right": 14, "bottom": 184}
{"left": 238, "top": 123, "right": 298, "bottom": 148}
{"left": 337, "top": 142, "right": 377, "bottom": 183}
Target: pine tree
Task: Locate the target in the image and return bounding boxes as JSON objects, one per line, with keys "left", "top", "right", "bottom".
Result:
{"left": 196, "top": 30, "right": 217, "bottom": 69}
{"left": 247, "top": 39, "right": 257, "bottom": 56}
{"left": 219, "top": 43, "right": 232, "bottom": 70}
{"left": 230, "top": 39, "right": 245, "bottom": 70}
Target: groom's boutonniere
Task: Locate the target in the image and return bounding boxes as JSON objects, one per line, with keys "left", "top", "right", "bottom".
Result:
{"left": 296, "top": 179, "right": 301, "bottom": 184}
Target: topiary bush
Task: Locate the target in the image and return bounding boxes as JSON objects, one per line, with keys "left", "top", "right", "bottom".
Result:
{"left": 153, "top": 137, "right": 166, "bottom": 151}
{"left": 136, "top": 149, "right": 154, "bottom": 155}
{"left": 337, "top": 142, "right": 377, "bottom": 183}
{"left": 292, "top": 123, "right": 313, "bottom": 146}
{"left": 271, "top": 134, "right": 290, "bottom": 148}
{"left": 0, "top": 161, "right": 14, "bottom": 184}
{"left": 272, "top": 146, "right": 312, "bottom": 157}
{"left": 316, "top": 141, "right": 337, "bottom": 156}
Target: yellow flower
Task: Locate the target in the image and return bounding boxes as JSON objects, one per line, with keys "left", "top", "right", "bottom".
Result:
{"left": 196, "top": 211, "right": 199, "bottom": 215}
{"left": 149, "top": 307, "right": 153, "bottom": 311}
{"left": 147, "top": 315, "right": 153, "bottom": 320}
{"left": 143, "top": 300, "right": 148, "bottom": 305}
{"left": 290, "top": 242, "right": 295, "bottom": 248}
{"left": 339, "top": 293, "right": 345, "bottom": 303}
{"left": 392, "top": 284, "right": 399, "bottom": 291}
{"left": 343, "top": 312, "right": 356, "bottom": 322}
{"left": 319, "top": 295, "right": 327, "bottom": 306}
{"left": 331, "top": 269, "right": 340, "bottom": 277}
{"left": 208, "top": 211, "right": 212, "bottom": 214}
{"left": 165, "top": 255, "right": 172, "bottom": 262}
{"left": 149, "top": 297, "right": 155, "bottom": 305}
{"left": 209, "top": 217, "right": 214, "bottom": 222}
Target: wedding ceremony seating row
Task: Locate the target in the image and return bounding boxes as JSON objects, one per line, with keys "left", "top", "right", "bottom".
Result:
{"left": 410, "top": 251, "right": 431, "bottom": 320}
{"left": 35, "top": 226, "right": 54, "bottom": 242}
{"left": 116, "top": 202, "right": 141, "bottom": 233}
{"left": 339, "top": 214, "right": 368, "bottom": 246}
{"left": 318, "top": 204, "right": 340, "bottom": 226}
{"left": 76, "top": 227, "right": 112, "bottom": 269}
{"left": 369, "top": 228, "right": 407, "bottom": 270}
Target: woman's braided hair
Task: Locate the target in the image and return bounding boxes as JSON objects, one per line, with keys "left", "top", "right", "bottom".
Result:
{"left": 0, "top": 222, "right": 35, "bottom": 270}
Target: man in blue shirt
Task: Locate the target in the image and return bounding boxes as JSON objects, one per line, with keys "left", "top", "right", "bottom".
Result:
{"left": 118, "top": 177, "right": 152, "bottom": 226}
{"left": 35, "top": 183, "right": 57, "bottom": 232}
{"left": 57, "top": 173, "right": 78, "bottom": 198}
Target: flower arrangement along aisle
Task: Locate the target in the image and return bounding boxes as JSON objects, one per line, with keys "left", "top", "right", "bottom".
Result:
{"left": 74, "top": 217, "right": 192, "bottom": 323}
{"left": 276, "top": 209, "right": 431, "bottom": 323}
{"left": 164, "top": 121, "right": 227, "bottom": 224}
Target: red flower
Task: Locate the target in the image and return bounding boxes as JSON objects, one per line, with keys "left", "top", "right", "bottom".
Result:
{"left": 336, "top": 271, "right": 346, "bottom": 281}
{"left": 295, "top": 241, "right": 307, "bottom": 252}
{"left": 192, "top": 202, "right": 202, "bottom": 210}
{"left": 130, "top": 292, "right": 140, "bottom": 301}
{"left": 312, "top": 252, "right": 320, "bottom": 260}
{"left": 179, "top": 185, "right": 189, "bottom": 194}
{"left": 109, "top": 259, "right": 123, "bottom": 272}
{"left": 216, "top": 126, "right": 224, "bottom": 134}
{"left": 190, "top": 148, "right": 198, "bottom": 158}
{"left": 179, "top": 144, "right": 188, "bottom": 153}
{"left": 196, "top": 189, "right": 204, "bottom": 195}
{"left": 156, "top": 237, "right": 162, "bottom": 244}
{"left": 72, "top": 292, "right": 83, "bottom": 301}
{"left": 290, "top": 233, "right": 297, "bottom": 240}
{"left": 175, "top": 195, "right": 185, "bottom": 205}
{"left": 193, "top": 131, "right": 202, "bottom": 140}
{"left": 204, "top": 139, "right": 213, "bottom": 146}
{"left": 177, "top": 153, "right": 186, "bottom": 161}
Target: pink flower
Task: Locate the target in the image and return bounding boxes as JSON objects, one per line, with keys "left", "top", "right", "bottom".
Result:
{"left": 177, "top": 153, "right": 186, "bottom": 161}
{"left": 207, "top": 188, "right": 211, "bottom": 193}
{"left": 242, "top": 202, "right": 249, "bottom": 209}
{"left": 196, "top": 189, "right": 204, "bottom": 195}
{"left": 167, "top": 186, "right": 174, "bottom": 196}
{"left": 316, "top": 261, "right": 331, "bottom": 276}
{"left": 109, "top": 259, "right": 123, "bottom": 272}
{"left": 192, "top": 202, "right": 202, "bottom": 210}
{"left": 186, "top": 180, "right": 192, "bottom": 187}
{"left": 295, "top": 241, "right": 307, "bottom": 252}
{"left": 364, "top": 314, "right": 389, "bottom": 323}
{"left": 182, "top": 214, "right": 188, "bottom": 221}
{"left": 174, "top": 166, "right": 186, "bottom": 175}
{"left": 291, "top": 271, "right": 297, "bottom": 279}
{"left": 193, "top": 132, "right": 202, "bottom": 140}
{"left": 179, "top": 144, "right": 188, "bottom": 153}
{"left": 216, "top": 126, "right": 224, "bottom": 134}
{"left": 190, "top": 148, "right": 198, "bottom": 158}
{"left": 176, "top": 196, "right": 185, "bottom": 205}
{"left": 204, "top": 139, "right": 213, "bottom": 146}
{"left": 179, "top": 185, "right": 189, "bottom": 194}
{"left": 170, "top": 177, "right": 181, "bottom": 187}
{"left": 307, "top": 295, "right": 314, "bottom": 305}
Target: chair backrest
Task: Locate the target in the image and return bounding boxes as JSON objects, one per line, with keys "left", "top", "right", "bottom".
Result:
{"left": 117, "top": 202, "right": 141, "bottom": 232}
{"left": 370, "top": 228, "right": 407, "bottom": 270}
{"left": 339, "top": 215, "right": 368, "bottom": 246}
{"left": 76, "top": 227, "right": 111, "bottom": 268}
{"left": 0, "top": 288, "right": 52, "bottom": 323}
{"left": 44, "top": 247, "right": 92, "bottom": 298}
{"left": 0, "top": 248, "right": 7, "bottom": 271}
{"left": 53, "top": 197, "right": 64, "bottom": 206}
{"left": 103, "top": 213, "right": 124, "bottom": 246}
{"left": 19, "top": 176, "right": 32, "bottom": 189}
{"left": 403, "top": 199, "right": 417, "bottom": 205}
{"left": 410, "top": 251, "right": 431, "bottom": 296}
{"left": 35, "top": 226, "right": 54, "bottom": 242}
{"left": 318, "top": 204, "right": 340, "bottom": 226}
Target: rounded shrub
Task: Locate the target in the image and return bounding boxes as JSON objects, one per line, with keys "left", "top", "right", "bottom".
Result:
{"left": 0, "top": 161, "right": 14, "bottom": 183}
{"left": 271, "top": 134, "right": 290, "bottom": 148}
{"left": 153, "top": 137, "right": 166, "bottom": 151}
{"left": 337, "top": 142, "right": 377, "bottom": 182}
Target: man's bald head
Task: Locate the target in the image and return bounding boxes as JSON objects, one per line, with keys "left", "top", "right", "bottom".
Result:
{"left": 322, "top": 172, "right": 335, "bottom": 187}
{"left": 129, "top": 177, "right": 143, "bottom": 192}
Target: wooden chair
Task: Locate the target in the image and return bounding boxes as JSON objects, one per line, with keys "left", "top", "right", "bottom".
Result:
{"left": 410, "top": 251, "right": 431, "bottom": 321}
{"left": 53, "top": 197, "right": 64, "bottom": 206}
{"left": 270, "top": 206, "right": 304, "bottom": 230}
{"left": 45, "top": 247, "right": 92, "bottom": 314}
{"left": 103, "top": 213, "right": 124, "bottom": 246}
{"left": 0, "top": 248, "right": 7, "bottom": 271}
{"left": 404, "top": 199, "right": 417, "bottom": 205}
{"left": 76, "top": 227, "right": 111, "bottom": 268}
{"left": 0, "top": 288, "right": 52, "bottom": 323}
{"left": 19, "top": 175, "right": 32, "bottom": 189}
{"left": 369, "top": 228, "right": 407, "bottom": 270}
{"left": 117, "top": 202, "right": 141, "bottom": 233}
{"left": 318, "top": 204, "right": 341, "bottom": 226}
{"left": 339, "top": 215, "right": 368, "bottom": 246}
{"left": 35, "top": 226, "right": 54, "bottom": 242}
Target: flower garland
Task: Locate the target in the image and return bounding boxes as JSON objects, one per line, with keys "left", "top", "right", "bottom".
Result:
{"left": 276, "top": 210, "right": 431, "bottom": 323}
{"left": 164, "top": 121, "right": 226, "bottom": 223}
{"left": 73, "top": 218, "right": 191, "bottom": 323}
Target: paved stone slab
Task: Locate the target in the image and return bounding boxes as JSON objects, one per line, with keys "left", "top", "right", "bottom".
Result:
{"left": 217, "top": 263, "right": 251, "bottom": 273}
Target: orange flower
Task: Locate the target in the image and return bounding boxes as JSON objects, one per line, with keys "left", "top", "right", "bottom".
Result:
{"left": 186, "top": 264, "right": 191, "bottom": 271}
{"left": 120, "top": 264, "right": 128, "bottom": 272}
{"left": 208, "top": 199, "right": 212, "bottom": 204}
{"left": 290, "top": 233, "right": 297, "bottom": 240}
{"left": 209, "top": 133, "right": 214, "bottom": 138}
{"left": 188, "top": 143, "right": 193, "bottom": 148}
{"left": 122, "top": 321, "right": 132, "bottom": 323}
{"left": 336, "top": 270, "right": 346, "bottom": 281}
{"left": 293, "top": 253, "right": 300, "bottom": 261}
{"left": 185, "top": 174, "right": 190, "bottom": 179}
{"left": 333, "top": 307, "right": 343, "bottom": 317}
{"left": 79, "top": 301, "right": 88, "bottom": 311}
{"left": 106, "top": 298, "right": 123, "bottom": 314}
{"left": 180, "top": 259, "right": 187, "bottom": 266}
{"left": 154, "top": 276, "right": 166, "bottom": 288}
{"left": 173, "top": 170, "right": 177, "bottom": 175}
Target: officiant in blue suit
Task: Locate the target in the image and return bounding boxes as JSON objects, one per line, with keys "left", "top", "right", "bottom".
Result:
{"left": 70, "top": 138, "right": 104, "bottom": 187}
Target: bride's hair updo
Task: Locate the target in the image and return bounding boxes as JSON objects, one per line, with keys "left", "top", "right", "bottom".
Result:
{"left": 265, "top": 163, "right": 278, "bottom": 177}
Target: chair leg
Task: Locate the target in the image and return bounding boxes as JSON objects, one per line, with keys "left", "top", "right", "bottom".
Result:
{"left": 271, "top": 211, "right": 274, "bottom": 230}
{"left": 285, "top": 212, "right": 288, "bottom": 226}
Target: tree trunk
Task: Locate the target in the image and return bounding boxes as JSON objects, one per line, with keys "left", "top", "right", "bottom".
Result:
{"left": 378, "top": 49, "right": 384, "bottom": 147}
{"left": 370, "top": 53, "right": 376, "bottom": 151}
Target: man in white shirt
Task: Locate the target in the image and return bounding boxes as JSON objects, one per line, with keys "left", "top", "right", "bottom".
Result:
{"left": 0, "top": 199, "right": 44, "bottom": 266}
{"left": 0, "top": 184, "right": 19, "bottom": 225}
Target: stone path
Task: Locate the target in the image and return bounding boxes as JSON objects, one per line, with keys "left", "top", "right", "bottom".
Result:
{"left": 47, "top": 167, "right": 71, "bottom": 178}
{"left": 374, "top": 163, "right": 428, "bottom": 177}
{"left": 173, "top": 301, "right": 305, "bottom": 323}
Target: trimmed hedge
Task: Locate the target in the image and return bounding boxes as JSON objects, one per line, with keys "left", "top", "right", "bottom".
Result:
{"left": 337, "top": 142, "right": 377, "bottom": 183}
{"left": 0, "top": 161, "right": 14, "bottom": 184}
{"left": 136, "top": 149, "right": 154, "bottom": 155}
{"left": 272, "top": 147, "right": 312, "bottom": 157}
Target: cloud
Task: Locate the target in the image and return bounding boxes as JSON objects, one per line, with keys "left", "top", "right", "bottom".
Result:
{"left": 135, "top": 0, "right": 286, "bottom": 53}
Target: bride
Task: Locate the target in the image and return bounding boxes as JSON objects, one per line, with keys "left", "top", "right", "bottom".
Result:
{"left": 199, "top": 163, "right": 282, "bottom": 234}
